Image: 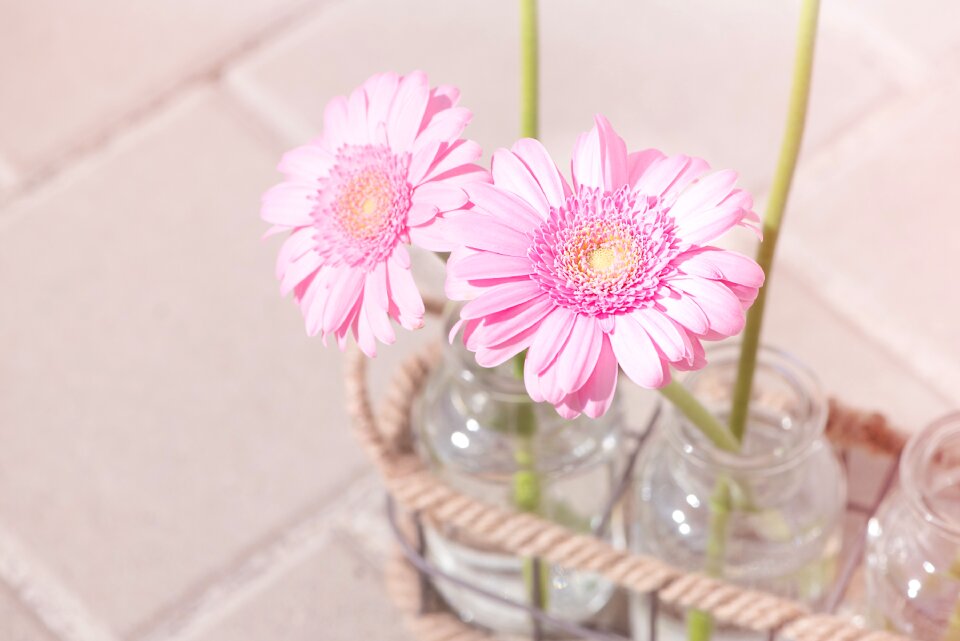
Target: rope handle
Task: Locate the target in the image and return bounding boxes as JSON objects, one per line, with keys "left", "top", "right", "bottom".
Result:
{"left": 345, "top": 300, "right": 912, "bottom": 641}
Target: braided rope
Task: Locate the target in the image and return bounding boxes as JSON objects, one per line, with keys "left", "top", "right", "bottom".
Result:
{"left": 347, "top": 326, "right": 911, "bottom": 641}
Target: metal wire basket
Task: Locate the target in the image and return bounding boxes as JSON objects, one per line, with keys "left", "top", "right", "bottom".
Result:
{"left": 346, "top": 321, "right": 909, "bottom": 641}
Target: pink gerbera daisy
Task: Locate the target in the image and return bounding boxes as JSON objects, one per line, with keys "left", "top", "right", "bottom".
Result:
{"left": 262, "top": 71, "right": 487, "bottom": 356}
{"left": 445, "top": 115, "right": 764, "bottom": 419}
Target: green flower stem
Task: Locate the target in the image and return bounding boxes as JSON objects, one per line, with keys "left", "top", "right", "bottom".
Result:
{"left": 515, "top": 0, "right": 546, "bottom": 617}
{"left": 659, "top": 381, "right": 739, "bottom": 453}
{"left": 687, "top": 478, "right": 733, "bottom": 641}
{"left": 512, "top": 374, "right": 550, "bottom": 614}
{"left": 729, "top": 0, "right": 821, "bottom": 441}
{"left": 519, "top": 0, "right": 539, "bottom": 140}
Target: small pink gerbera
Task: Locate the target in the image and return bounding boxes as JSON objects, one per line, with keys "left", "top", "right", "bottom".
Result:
{"left": 445, "top": 115, "right": 764, "bottom": 419}
{"left": 262, "top": 71, "right": 487, "bottom": 356}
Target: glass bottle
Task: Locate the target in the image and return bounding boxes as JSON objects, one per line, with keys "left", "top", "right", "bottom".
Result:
{"left": 631, "top": 344, "right": 845, "bottom": 640}
{"left": 415, "top": 312, "right": 624, "bottom": 635}
{"left": 866, "top": 413, "right": 960, "bottom": 640}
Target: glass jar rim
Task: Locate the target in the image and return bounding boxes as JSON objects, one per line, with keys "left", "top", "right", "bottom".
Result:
{"left": 664, "top": 343, "right": 828, "bottom": 475}
{"left": 900, "top": 412, "right": 960, "bottom": 539}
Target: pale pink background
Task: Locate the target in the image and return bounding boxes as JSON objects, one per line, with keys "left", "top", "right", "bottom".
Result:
{"left": 1, "top": 1, "right": 958, "bottom": 639}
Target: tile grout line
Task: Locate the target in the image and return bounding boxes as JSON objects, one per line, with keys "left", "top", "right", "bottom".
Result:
{"left": 0, "top": 525, "right": 121, "bottom": 641}
{"left": 221, "top": 69, "right": 321, "bottom": 149}
{"left": 0, "top": 153, "right": 19, "bottom": 192}
{"left": 771, "top": 68, "right": 960, "bottom": 406}
{"left": 0, "top": 0, "right": 333, "bottom": 219}
{"left": 131, "top": 469, "right": 376, "bottom": 641}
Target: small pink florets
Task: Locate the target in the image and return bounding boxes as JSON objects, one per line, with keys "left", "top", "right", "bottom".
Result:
{"left": 529, "top": 185, "right": 681, "bottom": 317}
{"left": 444, "top": 115, "right": 764, "bottom": 419}
{"left": 261, "top": 71, "right": 488, "bottom": 357}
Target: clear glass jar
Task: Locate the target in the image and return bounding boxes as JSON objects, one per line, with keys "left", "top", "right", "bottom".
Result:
{"left": 866, "top": 413, "right": 960, "bottom": 639}
{"left": 631, "top": 345, "right": 845, "bottom": 640}
{"left": 415, "top": 313, "right": 624, "bottom": 635}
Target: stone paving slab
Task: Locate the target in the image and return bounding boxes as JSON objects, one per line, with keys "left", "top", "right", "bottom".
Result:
{"left": 0, "top": 584, "right": 58, "bottom": 641}
{"left": 191, "top": 535, "right": 410, "bottom": 641}
{"left": 837, "top": 0, "right": 960, "bottom": 67}
{"left": 0, "top": 0, "right": 327, "bottom": 179}
{"left": 0, "top": 85, "right": 435, "bottom": 637}
{"left": 781, "top": 78, "right": 960, "bottom": 406}
{"left": 226, "top": 0, "right": 895, "bottom": 196}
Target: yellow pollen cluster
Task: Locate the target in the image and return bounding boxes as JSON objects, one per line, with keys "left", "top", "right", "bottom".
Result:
{"left": 565, "top": 223, "right": 638, "bottom": 287}
{"left": 588, "top": 246, "right": 616, "bottom": 272}
{"left": 336, "top": 169, "right": 393, "bottom": 239}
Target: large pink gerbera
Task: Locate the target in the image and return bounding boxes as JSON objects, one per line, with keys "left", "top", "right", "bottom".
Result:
{"left": 262, "top": 71, "right": 487, "bottom": 356}
{"left": 445, "top": 116, "right": 764, "bottom": 419}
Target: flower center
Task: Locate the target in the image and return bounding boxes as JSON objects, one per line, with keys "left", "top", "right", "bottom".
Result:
{"left": 528, "top": 186, "right": 681, "bottom": 316}
{"left": 314, "top": 144, "right": 412, "bottom": 269}
{"left": 334, "top": 168, "right": 396, "bottom": 241}
{"left": 588, "top": 246, "right": 615, "bottom": 272}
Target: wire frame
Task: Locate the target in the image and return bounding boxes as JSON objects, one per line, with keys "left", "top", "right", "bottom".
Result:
{"left": 385, "top": 406, "right": 903, "bottom": 641}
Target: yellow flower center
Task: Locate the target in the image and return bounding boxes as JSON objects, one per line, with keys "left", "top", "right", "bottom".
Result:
{"left": 562, "top": 222, "right": 639, "bottom": 288}
{"left": 336, "top": 169, "right": 393, "bottom": 240}
{"left": 588, "top": 246, "right": 616, "bottom": 272}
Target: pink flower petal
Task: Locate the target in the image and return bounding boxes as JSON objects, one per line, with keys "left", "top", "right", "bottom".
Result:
{"left": 609, "top": 314, "right": 668, "bottom": 389}
{"left": 491, "top": 148, "right": 550, "bottom": 216}
{"left": 261, "top": 182, "right": 316, "bottom": 227}
{"left": 467, "top": 295, "right": 553, "bottom": 350}
{"left": 356, "top": 298, "right": 378, "bottom": 357}
{"left": 322, "top": 95, "right": 349, "bottom": 149}
{"left": 554, "top": 395, "right": 583, "bottom": 420}
{"left": 275, "top": 226, "right": 316, "bottom": 279}
{"left": 416, "top": 139, "right": 484, "bottom": 185}
{"left": 576, "top": 336, "right": 619, "bottom": 418}
{"left": 421, "top": 84, "right": 461, "bottom": 130}
{"left": 661, "top": 157, "right": 710, "bottom": 202}
{"left": 279, "top": 250, "right": 321, "bottom": 296}
{"left": 593, "top": 114, "right": 628, "bottom": 190}
{"left": 386, "top": 256, "right": 425, "bottom": 329}
{"left": 669, "top": 170, "right": 739, "bottom": 220}
{"left": 322, "top": 267, "right": 364, "bottom": 333}
{"left": 676, "top": 247, "right": 765, "bottom": 289}
{"left": 627, "top": 149, "right": 666, "bottom": 186}
{"left": 464, "top": 181, "right": 543, "bottom": 231}
{"left": 413, "top": 107, "right": 471, "bottom": 156}
{"left": 362, "top": 72, "right": 400, "bottom": 142}
{"left": 475, "top": 322, "right": 539, "bottom": 368}
{"left": 460, "top": 280, "right": 544, "bottom": 320}
{"left": 347, "top": 85, "right": 369, "bottom": 144}
{"left": 634, "top": 154, "right": 693, "bottom": 198}
{"left": 632, "top": 308, "right": 688, "bottom": 363}
{"left": 412, "top": 182, "right": 468, "bottom": 212}
{"left": 387, "top": 71, "right": 430, "bottom": 153}
{"left": 674, "top": 188, "right": 754, "bottom": 245}
{"left": 526, "top": 308, "right": 576, "bottom": 375}
{"left": 658, "top": 290, "right": 710, "bottom": 335}
{"left": 448, "top": 250, "right": 532, "bottom": 281}
{"left": 406, "top": 202, "right": 439, "bottom": 226}
{"left": 364, "top": 262, "right": 390, "bottom": 311}
{"left": 441, "top": 210, "right": 532, "bottom": 256}
{"left": 555, "top": 314, "right": 603, "bottom": 395}
{"left": 363, "top": 294, "right": 396, "bottom": 347}
{"left": 408, "top": 140, "right": 442, "bottom": 186}
{"left": 672, "top": 277, "right": 745, "bottom": 337}
{"left": 408, "top": 215, "right": 458, "bottom": 252}
{"left": 277, "top": 144, "right": 335, "bottom": 180}
{"left": 571, "top": 126, "right": 601, "bottom": 190}
{"left": 510, "top": 138, "right": 569, "bottom": 208}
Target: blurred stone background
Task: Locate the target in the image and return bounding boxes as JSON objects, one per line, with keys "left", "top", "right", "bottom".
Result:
{"left": 1, "top": 1, "right": 958, "bottom": 639}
